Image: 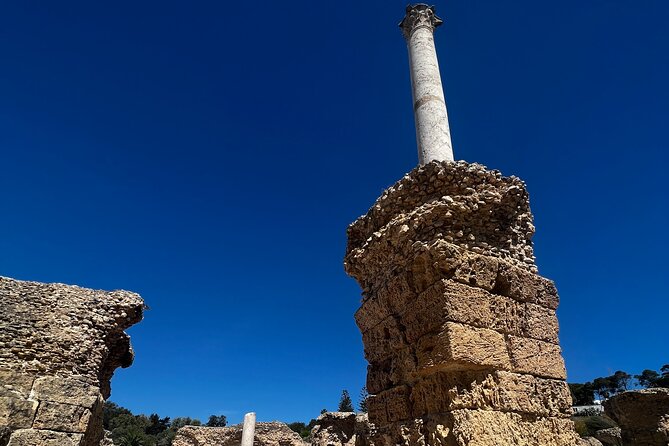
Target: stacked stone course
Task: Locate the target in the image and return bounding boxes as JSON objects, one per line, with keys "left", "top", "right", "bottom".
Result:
{"left": 345, "top": 161, "right": 580, "bottom": 446}
{"left": 0, "top": 276, "right": 144, "bottom": 446}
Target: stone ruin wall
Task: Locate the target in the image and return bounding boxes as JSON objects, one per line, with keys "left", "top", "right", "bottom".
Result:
{"left": 0, "top": 276, "right": 144, "bottom": 446}
{"left": 603, "top": 388, "right": 669, "bottom": 446}
{"left": 345, "top": 161, "right": 580, "bottom": 446}
{"left": 173, "top": 421, "right": 308, "bottom": 446}
{"left": 310, "top": 412, "right": 371, "bottom": 446}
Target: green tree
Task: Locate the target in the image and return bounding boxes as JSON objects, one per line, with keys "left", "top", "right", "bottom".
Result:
{"left": 592, "top": 377, "right": 613, "bottom": 401}
{"left": 288, "top": 422, "right": 312, "bottom": 439}
{"left": 104, "top": 402, "right": 132, "bottom": 430}
{"left": 117, "top": 429, "right": 149, "bottom": 446}
{"left": 655, "top": 365, "right": 669, "bottom": 387}
{"left": 146, "top": 414, "right": 170, "bottom": 436}
{"left": 338, "top": 390, "right": 354, "bottom": 412}
{"left": 611, "top": 371, "right": 631, "bottom": 392}
{"left": 635, "top": 369, "right": 660, "bottom": 388}
{"left": 568, "top": 383, "right": 595, "bottom": 406}
{"left": 320, "top": 408, "right": 327, "bottom": 415}
{"left": 206, "top": 415, "right": 227, "bottom": 427}
{"left": 358, "top": 386, "right": 369, "bottom": 413}
{"left": 288, "top": 422, "right": 306, "bottom": 433}
{"left": 171, "top": 417, "right": 202, "bottom": 430}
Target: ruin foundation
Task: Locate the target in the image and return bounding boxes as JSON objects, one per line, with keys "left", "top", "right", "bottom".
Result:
{"left": 173, "top": 422, "right": 307, "bottom": 446}
{"left": 310, "top": 412, "right": 371, "bottom": 446}
{"left": 0, "top": 276, "right": 144, "bottom": 446}
{"left": 344, "top": 161, "right": 580, "bottom": 446}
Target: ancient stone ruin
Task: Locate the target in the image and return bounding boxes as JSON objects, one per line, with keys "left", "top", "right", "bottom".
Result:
{"left": 603, "top": 388, "right": 669, "bottom": 446}
{"left": 0, "top": 276, "right": 144, "bottom": 446}
{"left": 594, "top": 427, "right": 622, "bottom": 446}
{"left": 310, "top": 412, "right": 371, "bottom": 446}
{"left": 173, "top": 421, "right": 307, "bottom": 446}
{"left": 344, "top": 160, "right": 580, "bottom": 446}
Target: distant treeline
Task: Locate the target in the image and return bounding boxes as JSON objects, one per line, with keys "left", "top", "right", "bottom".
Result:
{"left": 569, "top": 363, "right": 669, "bottom": 406}
{"left": 103, "top": 401, "right": 225, "bottom": 446}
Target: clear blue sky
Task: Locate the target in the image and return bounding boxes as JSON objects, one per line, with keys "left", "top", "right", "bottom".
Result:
{"left": 1, "top": 0, "right": 667, "bottom": 425}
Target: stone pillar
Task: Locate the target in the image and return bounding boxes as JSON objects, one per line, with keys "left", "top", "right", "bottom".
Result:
{"left": 241, "top": 412, "right": 257, "bottom": 446}
{"left": 0, "top": 277, "right": 145, "bottom": 446}
{"left": 400, "top": 4, "right": 454, "bottom": 165}
{"left": 344, "top": 161, "right": 581, "bottom": 446}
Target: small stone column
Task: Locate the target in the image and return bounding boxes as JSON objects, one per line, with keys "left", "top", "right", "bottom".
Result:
{"left": 241, "top": 412, "right": 256, "bottom": 446}
{"left": 400, "top": 4, "right": 454, "bottom": 165}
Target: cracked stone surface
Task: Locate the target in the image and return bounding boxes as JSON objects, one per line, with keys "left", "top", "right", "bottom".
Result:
{"left": 345, "top": 161, "right": 580, "bottom": 446}
{"left": 310, "top": 412, "right": 373, "bottom": 446}
{"left": 0, "top": 276, "right": 144, "bottom": 446}
{"left": 173, "top": 422, "right": 307, "bottom": 446}
{"left": 603, "top": 388, "right": 669, "bottom": 446}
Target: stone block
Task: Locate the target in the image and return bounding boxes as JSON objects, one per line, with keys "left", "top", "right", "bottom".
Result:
{"left": 366, "top": 363, "right": 393, "bottom": 395}
{"left": 355, "top": 296, "right": 392, "bottom": 334}
{"left": 0, "top": 396, "right": 38, "bottom": 429}
{"left": 367, "top": 349, "right": 417, "bottom": 394}
{"left": 508, "top": 336, "right": 566, "bottom": 380}
{"left": 361, "top": 317, "right": 407, "bottom": 363}
{"left": 536, "top": 279, "right": 560, "bottom": 311}
{"left": 494, "top": 263, "right": 559, "bottom": 310}
{"left": 416, "top": 322, "right": 511, "bottom": 372}
{"left": 0, "top": 370, "right": 35, "bottom": 399}
{"left": 370, "top": 411, "right": 580, "bottom": 446}
{"left": 402, "top": 280, "right": 522, "bottom": 343}
{"left": 436, "top": 410, "right": 580, "bottom": 446}
{"left": 7, "top": 429, "right": 84, "bottom": 446}
{"left": 522, "top": 303, "right": 559, "bottom": 344}
{"left": 367, "top": 386, "right": 411, "bottom": 426}
{"left": 32, "top": 401, "right": 93, "bottom": 433}
{"left": 410, "top": 370, "right": 572, "bottom": 418}
{"left": 452, "top": 253, "right": 499, "bottom": 291}
{"left": 31, "top": 376, "right": 100, "bottom": 408}
{"left": 380, "top": 275, "right": 419, "bottom": 315}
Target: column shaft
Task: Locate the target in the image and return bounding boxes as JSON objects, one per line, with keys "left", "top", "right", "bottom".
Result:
{"left": 407, "top": 27, "right": 454, "bottom": 164}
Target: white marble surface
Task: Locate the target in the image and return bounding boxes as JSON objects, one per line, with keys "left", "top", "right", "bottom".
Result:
{"left": 241, "top": 412, "right": 256, "bottom": 446}
{"left": 405, "top": 15, "right": 454, "bottom": 164}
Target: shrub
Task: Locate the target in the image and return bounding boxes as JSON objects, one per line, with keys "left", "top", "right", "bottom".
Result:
{"left": 571, "top": 416, "right": 617, "bottom": 437}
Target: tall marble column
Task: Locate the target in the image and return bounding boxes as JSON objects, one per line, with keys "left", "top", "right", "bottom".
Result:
{"left": 400, "top": 4, "right": 454, "bottom": 165}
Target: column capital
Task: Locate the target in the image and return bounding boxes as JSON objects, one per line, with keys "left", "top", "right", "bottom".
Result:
{"left": 400, "top": 4, "right": 443, "bottom": 40}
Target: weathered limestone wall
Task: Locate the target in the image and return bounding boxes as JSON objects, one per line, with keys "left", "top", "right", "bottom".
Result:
{"left": 0, "top": 276, "right": 144, "bottom": 446}
{"left": 603, "top": 388, "right": 669, "bottom": 446}
{"left": 310, "top": 412, "right": 371, "bottom": 446}
{"left": 345, "top": 161, "right": 580, "bottom": 446}
{"left": 173, "top": 422, "right": 307, "bottom": 446}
